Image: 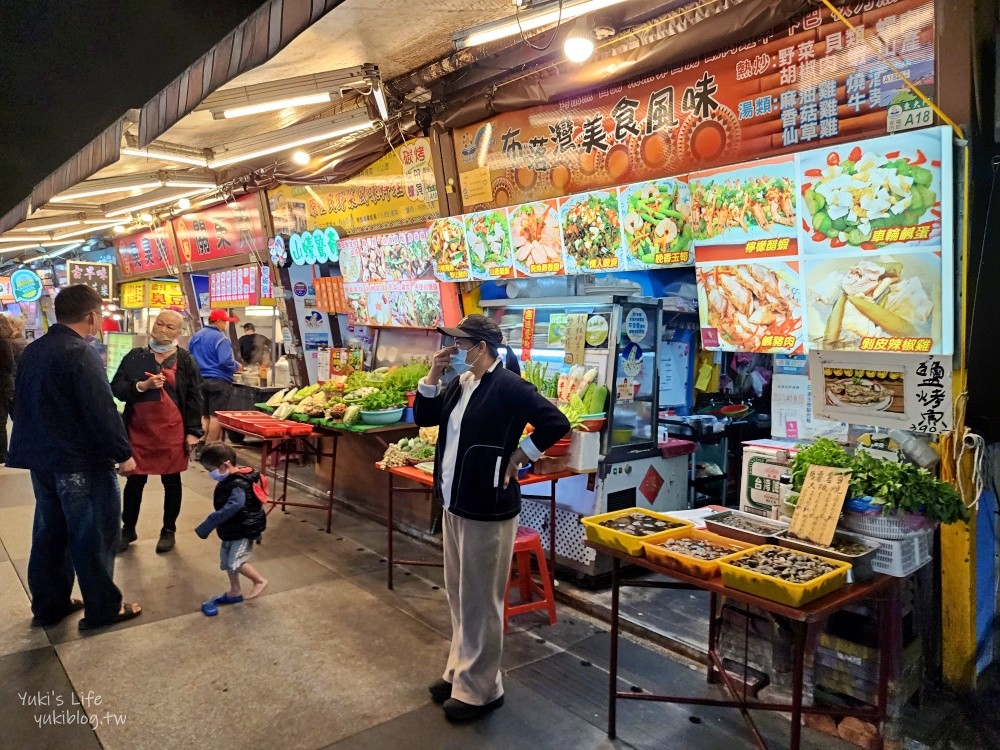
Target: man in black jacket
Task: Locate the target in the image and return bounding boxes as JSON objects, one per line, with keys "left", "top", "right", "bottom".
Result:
{"left": 415, "top": 315, "right": 569, "bottom": 722}
{"left": 7, "top": 285, "right": 142, "bottom": 631}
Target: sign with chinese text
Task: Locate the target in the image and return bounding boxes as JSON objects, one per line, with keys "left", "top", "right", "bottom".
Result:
{"left": 694, "top": 125, "right": 951, "bottom": 355}
{"left": 343, "top": 280, "right": 443, "bottom": 328}
{"left": 314, "top": 276, "right": 349, "bottom": 314}
{"left": 428, "top": 218, "right": 471, "bottom": 281}
{"left": 808, "top": 351, "right": 953, "bottom": 433}
{"left": 339, "top": 229, "right": 434, "bottom": 283}
{"left": 268, "top": 138, "right": 439, "bottom": 236}
{"left": 114, "top": 225, "right": 177, "bottom": 278}
{"left": 148, "top": 280, "right": 185, "bottom": 309}
{"left": 209, "top": 266, "right": 275, "bottom": 309}
{"left": 453, "top": 0, "right": 934, "bottom": 210}
{"left": 120, "top": 281, "right": 148, "bottom": 309}
{"left": 509, "top": 200, "right": 565, "bottom": 276}
{"left": 66, "top": 261, "right": 113, "bottom": 301}
{"left": 789, "top": 465, "right": 853, "bottom": 546}
{"left": 173, "top": 195, "right": 266, "bottom": 265}
{"left": 11, "top": 269, "right": 42, "bottom": 303}
{"left": 465, "top": 209, "right": 514, "bottom": 280}
{"left": 289, "top": 227, "right": 340, "bottom": 266}
{"left": 521, "top": 308, "right": 536, "bottom": 362}
{"left": 618, "top": 178, "right": 694, "bottom": 269}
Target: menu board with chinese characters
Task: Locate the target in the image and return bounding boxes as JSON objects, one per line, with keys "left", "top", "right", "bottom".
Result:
{"left": 105, "top": 332, "right": 135, "bottom": 413}
{"left": 788, "top": 465, "right": 853, "bottom": 546}
{"left": 173, "top": 195, "right": 266, "bottom": 265}
{"left": 66, "top": 261, "right": 114, "bottom": 301}
{"left": 428, "top": 218, "right": 471, "bottom": 281}
{"left": 452, "top": 0, "right": 934, "bottom": 210}
{"left": 120, "top": 281, "right": 147, "bottom": 309}
{"left": 114, "top": 225, "right": 177, "bottom": 278}
{"left": 148, "top": 280, "right": 185, "bottom": 309}
{"left": 209, "top": 266, "right": 274, "bottom": 309}
{"left": 808, "top": 350, "right": 953, "bottom": 433}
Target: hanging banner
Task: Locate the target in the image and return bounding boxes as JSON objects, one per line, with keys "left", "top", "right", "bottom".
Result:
{"left": 66, "top": 261, "right": 114, "bottom": 301}
{"left": 808, "top": 351, "right": 953, "bottom": 433}
{"left": 452, "top": 0, "right": 934, "bottom": 210}
{"left": 344, "top": 280, "right": 443, "bottom": 328}
{"left": 268, "top": 138, "right": 439, "bottom": 235}
{"left": 114, "top": 225, "right": 178, "bottom": 278}
{"left": 173, "top": 195, "right": 266, "bottom": 265}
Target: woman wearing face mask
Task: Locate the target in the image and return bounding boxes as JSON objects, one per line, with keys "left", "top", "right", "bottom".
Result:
{"left": 111, "top": 309, "right": 204, "bottom": 554}
{"left": 415, "top": 314, "right": 570, "bottom": 723}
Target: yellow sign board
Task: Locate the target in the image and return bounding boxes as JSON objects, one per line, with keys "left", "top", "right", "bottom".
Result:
{"left": 148, "top": 280, "right": 185, "bottom": 309}
{"left": 459, "top": 167, "right": 493, "bottom": 207}
{"left": 119, "top": 281, "right": 148, "bottom": 309}
{"left": 268, "top": 138, "right": 439, "bottom": 236}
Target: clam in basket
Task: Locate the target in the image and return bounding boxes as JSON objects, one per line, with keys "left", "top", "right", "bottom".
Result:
{"left": 581, "top": 508, "right": 693, "bottom": 556}
{"left": 642, "top": 529, "right": 758, "bottom": 579}
{"left": 718, "top": 545, "right": 852, "bottom": 608}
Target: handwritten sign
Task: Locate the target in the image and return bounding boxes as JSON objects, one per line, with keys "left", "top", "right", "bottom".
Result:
{"left": 788, "top": 465, "right": 852, "bottom": 547}
{"left": 564, "top": 314, "right": 587, "bottom": 366}
{"left": 521, "top": 308, "right": 536, "bottom": 362}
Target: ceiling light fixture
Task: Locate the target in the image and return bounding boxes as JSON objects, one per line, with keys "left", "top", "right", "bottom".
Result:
{"left": 291, "top": 150, "right": 311, "bottom": 166}
{"left": 49, "top": 172, "right": 216, "bottom": 204}
{"left": 177, "top": 197, "right": 192, "bottom": 210}
{"left": 138, "top": 213, "right": 154, "bottom": 223}
{"left": 371, "top": 83, "right": 389, "bottom": 120}
{"left": 33, "top": 242, "right": 84, "bottom": 262}
{"left": 453, "top": 0, "right": 629, "bottom": 48}
{"left": 113, "top": 225, "right": 128, "bottom": 234}
{"left": 121, "top": 145, "right": 210, "bottom": 167}
{"left": 206, "top": 110, "right": 374, "bottom": 168}
{"left": 196, "top": 66, "right": 375, "bottom": 120}
{"left": 105, "top": 187, "right": 211, "bottom": 218}
{"left": 563, "top": 18, "right": 596, "bottom": 62}
{"left": 50, "top": 222, "right": 123, "bottom": 241}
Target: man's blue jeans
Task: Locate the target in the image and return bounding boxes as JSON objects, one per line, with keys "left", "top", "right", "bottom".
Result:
{"left": 27, "top": 470, "right": 123, "bottom": 625}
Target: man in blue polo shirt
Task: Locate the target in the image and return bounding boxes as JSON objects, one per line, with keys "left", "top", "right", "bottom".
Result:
{"left": 189, "top": 309, "right": 240, "bottom": 446}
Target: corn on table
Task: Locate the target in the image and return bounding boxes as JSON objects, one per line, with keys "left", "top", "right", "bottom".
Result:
{"left": 585, "top": 541, "right": 902, "bottom": 750}
{"left": 382, "top": 465, "right": 580, "bottom": 591}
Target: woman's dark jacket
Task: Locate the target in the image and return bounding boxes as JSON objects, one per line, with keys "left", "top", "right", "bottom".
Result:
{"left": 111, "top": 347, "right": 204, "bottom": 438}
{"left": 414, "top": 366, "right": 570, "bottom": 521}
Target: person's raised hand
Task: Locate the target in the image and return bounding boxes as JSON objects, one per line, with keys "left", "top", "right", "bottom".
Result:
{"left": 427, "top": 344, "right": 458, "bottom": 385}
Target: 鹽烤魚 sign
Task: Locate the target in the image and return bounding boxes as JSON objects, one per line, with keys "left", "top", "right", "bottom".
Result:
{"left": 452, "top": 0, "right": 934, "bottom": 210}
{"left": 209, "top": 266, "right": 275, "bottom": 309}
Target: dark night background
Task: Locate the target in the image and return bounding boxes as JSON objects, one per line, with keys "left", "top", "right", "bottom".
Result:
{"left": 0, "top": 0, "right": 265, "bottom": 216}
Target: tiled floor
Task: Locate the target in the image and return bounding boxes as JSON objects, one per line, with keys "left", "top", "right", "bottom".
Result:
{"left": 0, "top": 464, "right": 865, "bottom": 749}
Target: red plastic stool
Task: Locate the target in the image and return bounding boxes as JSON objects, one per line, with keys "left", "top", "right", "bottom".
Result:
{"left": 504, "top": 526, "right": 557, "bottom": 635}
{"left": 266, "top": 439, "right": 306, "bottom": 469}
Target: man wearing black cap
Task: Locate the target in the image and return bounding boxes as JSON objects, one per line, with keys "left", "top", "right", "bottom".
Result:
{"left": 415, "top": 314, "right": 570, "bottom": 722}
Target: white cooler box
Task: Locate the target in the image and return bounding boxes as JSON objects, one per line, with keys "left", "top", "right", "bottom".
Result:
{"left": 739, "top": 439, "right": 800, "bottom": 520}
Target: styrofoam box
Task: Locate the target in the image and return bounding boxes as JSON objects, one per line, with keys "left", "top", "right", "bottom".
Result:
{"left": 739, "top": 441, "right": 798, "bottom": 520}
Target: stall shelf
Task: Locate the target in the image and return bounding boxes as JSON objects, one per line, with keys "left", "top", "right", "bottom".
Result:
{"left": 589, "top": 540, "right": 901, "bottom": 750}
{"left": 382, "top": 465, "right": 581, "bottom": 591}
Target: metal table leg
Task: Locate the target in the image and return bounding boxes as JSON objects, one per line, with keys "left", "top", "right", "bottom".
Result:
{"left": 387, "top": 470, "right": 395, "bottom": 590}
{"left": 608, "top": 556, "right": 620, "bottom": 740}
{"left": 789, "top": 621, "right": 808, "bottom": 750}
{"left": 325, "top": 433, "right": 337, "bottom": 533}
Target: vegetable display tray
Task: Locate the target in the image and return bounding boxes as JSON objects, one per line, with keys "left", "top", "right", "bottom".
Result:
{"left": 704, "top": 510, "right": 789, "bottom": 546}
{"left": 776, "top": 530, "right": 879, "bottom": 582}
{"left": 217, "top": 411, "right": 313, "bottom": 437}
{"left": 718, "top": 545, "right": 852, "bottom": 608}
{"left": 581, "top": 508, "right": 693, "bottom": 556}
{"left": 642, "top": 529, "right": 758, "bottom": 579}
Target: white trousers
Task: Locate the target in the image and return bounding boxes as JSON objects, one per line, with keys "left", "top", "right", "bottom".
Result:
{"left": 441, "top": 510, "right": 519, "bottom": 706}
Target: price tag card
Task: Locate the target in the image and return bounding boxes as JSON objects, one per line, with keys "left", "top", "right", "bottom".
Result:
{"left": 564, "top": 314, "right": 587, "bottom": 365}
{"left": 788, "top": 465, "right": 852, "bottom": 547}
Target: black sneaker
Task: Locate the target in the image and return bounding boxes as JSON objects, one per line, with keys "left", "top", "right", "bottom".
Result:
{"left": 428, "top": 679, "right": 452, "bottom": 704}
{"left": 116, "top": 529, "right": 137, "bottom": 555}
{"left": 443, "top": 695, "right": 504, "bottom": 722}
{"left": 155, "top": 531, "right": 175, "bottom": 554}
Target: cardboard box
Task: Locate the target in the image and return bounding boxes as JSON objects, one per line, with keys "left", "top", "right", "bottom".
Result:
{"left": 739, "top": 441, "right": 797, "bottom": 520}
{"left": 568, "top": 430, "right": 600, "bottom": 472}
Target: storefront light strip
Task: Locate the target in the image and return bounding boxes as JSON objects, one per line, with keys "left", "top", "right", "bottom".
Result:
{"left": 121, "top": 147, "right": 209, "bottom": 167}
{"left": 455, "top": 0, "right": 631, "bottom": 48}
{"left": 104, "top": 188, "right": 211, "bottom": 218}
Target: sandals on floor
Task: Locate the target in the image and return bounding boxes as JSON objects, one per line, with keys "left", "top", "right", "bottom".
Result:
{"left": 78, "top": 602, "right": 142, "bottom": 631}
{"left": 201, "top": 593, "right": 243, "bottom": 617}
{"left": 31, "top": 598, "right": 84, "bottom": 628}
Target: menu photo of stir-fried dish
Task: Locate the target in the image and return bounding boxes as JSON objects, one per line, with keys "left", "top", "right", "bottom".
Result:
{"left": 822, "top": 367, "right": 903, "bottom": 414}
{"left": 696, "top": 260, "right": 804, "bottom": 353}
{"left": 689, "top": 157, "right": 798, "bottom": 261}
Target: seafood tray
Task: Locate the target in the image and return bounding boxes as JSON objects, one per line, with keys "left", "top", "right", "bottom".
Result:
{"left": 642, "top": 529, "right": 757, "bottom": 579}
{"left": 776, "top": 530, "right": 878, "bottom": 582}
{"left": 719, "top": 545, "right": 851, "bottom": 608}
{"left": 704, "top": 510, "right": 789, "bottom": 546}
{"left": 581, "top": 508, "right": 693, "bottom": 556}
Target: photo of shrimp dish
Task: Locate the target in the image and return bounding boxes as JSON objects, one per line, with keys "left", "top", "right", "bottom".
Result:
{"left": 690, "top": 177, "right": 796, "bottom": 240}
{"left": 698, "top": 263, "right": 803, "bottom": 350}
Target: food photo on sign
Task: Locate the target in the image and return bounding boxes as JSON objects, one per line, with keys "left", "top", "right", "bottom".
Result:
{"left": 465, "top": 209, "right": 514, "bottom": 280}
{"left": 559, "top": 190, "right": 625, "bottom": 273}
{"left": 509, "top": 200, "right": 564, "bottom": 276}
{"left": 428, "top": 217, "right": 471, "bottom": 281}
{"left": 618, "top": 178, "right": 694, "bottom": 269}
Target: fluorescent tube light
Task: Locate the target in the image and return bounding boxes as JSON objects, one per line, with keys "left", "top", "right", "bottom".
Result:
{"left": 122, "top": 146, "right": 210, "bottom": 167}
{"left": 371, "top": 84, "right": 389, "bottom": 120}
{"left": 50, "top": 222, "right": 122, "bottom": 240}
{"left": 221, "top": 92, "right": 333, "bottom": 119}
{"left": 454, "top": 0, "right": 629, "bottom": 48}
{"left": 105, "top": 187, "right": 211, "bottom": 218}
{"left": 50, "top": 177, "right": 163, "bottom": 203}
{"left": 0, "top": 243, "right": 47, "bottom": 254}
{"left": 207, "top": 110, "right": 374, "bottom": 168}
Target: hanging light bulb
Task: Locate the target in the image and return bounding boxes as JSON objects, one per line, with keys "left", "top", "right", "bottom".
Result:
{"left": 177, "top": 197, "right": 192, "bottom": 210}
{"left": 113, "top": 225, "right": 127, "bottom": 234}
{"left": 139, "top": 212, "right": 154, "bottom": 223}
{"left": 292, "top": 150, "right": 311, "bottom": 165}
{"left": 564, "top": 18, "right": 595, "bottom": 63}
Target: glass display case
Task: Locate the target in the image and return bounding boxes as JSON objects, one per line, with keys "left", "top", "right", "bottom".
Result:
{"left": 480, "top": 295, "right": 662, "bottom": 460}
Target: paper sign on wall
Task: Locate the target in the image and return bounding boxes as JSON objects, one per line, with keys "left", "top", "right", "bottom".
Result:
{"left": 809, "top": 351, "right": 953, "bottom": 434}
{"left": 788, "top": 465, "right": 853, "bottom": 546}
{"left": 564, "top": 314, "right": 587, "bottom": 365}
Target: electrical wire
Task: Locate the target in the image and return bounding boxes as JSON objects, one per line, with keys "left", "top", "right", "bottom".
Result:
{"left": 964, "top": 156, "right": 1000, "bottom": 363}
{"left": 515, "top": 0, "right": 564, "bottom": 52}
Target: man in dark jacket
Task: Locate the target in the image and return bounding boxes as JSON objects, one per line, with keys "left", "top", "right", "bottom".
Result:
{"left": 415, "top": 314, "right": 569, "bottom": 722}
{"left": 7, "top": 285, "right": 142, "bottom": 631}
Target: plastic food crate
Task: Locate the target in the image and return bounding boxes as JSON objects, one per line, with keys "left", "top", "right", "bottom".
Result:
{"left": 642, "top": 529, "right": 757, "bottom": 579}
{"left": 838, "top": 529, "right": 933, "bottom": 577}
{"left": 718, "top": 545, "right": 851, "bottom": 607}
{"left": 581, "top": 508, "right": 694, "bottom": 556}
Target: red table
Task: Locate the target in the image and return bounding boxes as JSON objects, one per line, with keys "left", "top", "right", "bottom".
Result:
{"left": 383, "top": 465, "right": 579, "bottom": 591}
{"left": 588, "top": 541, "right": 901, "bottom": 750}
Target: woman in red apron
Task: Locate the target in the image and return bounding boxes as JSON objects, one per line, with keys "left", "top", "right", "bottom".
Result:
{"left": 111, "top": 310, "right": 203, "bottom": 553}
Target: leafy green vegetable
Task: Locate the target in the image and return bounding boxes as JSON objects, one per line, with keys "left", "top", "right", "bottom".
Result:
{"left": 361, "top": 388, "right": 406, "bottom": 411}
{"left": 789, "top": 438, "right": 852, "bottom": 492}
{"left": 382, "top": 360, "right": 430, "bottom": 393}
